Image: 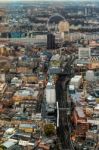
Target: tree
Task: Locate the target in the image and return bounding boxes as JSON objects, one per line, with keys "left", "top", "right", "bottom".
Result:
{"left": 44, "top": 124, "right": 55, "bottom": 136}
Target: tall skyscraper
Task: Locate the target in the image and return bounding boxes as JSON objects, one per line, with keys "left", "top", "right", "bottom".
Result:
{"left": 85, "top": 6, "right": 94, "bottom": 16}
{"left": 47, "top": 33, "right": 55, "bottom": 50}
{"left": 0, "top": 9, "right": 8, "bottom": 37}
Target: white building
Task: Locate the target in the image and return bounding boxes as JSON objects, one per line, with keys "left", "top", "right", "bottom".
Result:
{"left": 78, "top": 47, "right": 91, "bottom": 59}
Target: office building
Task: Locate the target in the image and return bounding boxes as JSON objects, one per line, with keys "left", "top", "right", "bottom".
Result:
{"left": 47, "top": 33, "right": 55, "bottom": 49}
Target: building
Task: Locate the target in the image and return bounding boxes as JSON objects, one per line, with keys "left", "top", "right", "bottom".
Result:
{"left": 0, "top": 140, "right": 17, "bottom": 150}
{"left": 16, "top": 66, "right": 33, "bottom": 74}
{"left": 78, "top": 47, "right": 91, "bottom": 59}
{"left": 72, "top": 107, "right": 89, "bottom": 137}
{"left": 0, "top": 74, "right": 5, "bottom": 82}
{"left": 0, "top": 82, "right": 7, "bottom": 96}
{"left": 19, "top": 123, "right": 37, "bottom": 133}
{"left": 84, "top": 6, "right": 94, "bottom": 16}
{"left": 12, "top": 86, "right": 39, "bottom": 103}
{"left": 0, "top": 9, "right": 6, "bottom": 22}
{"left": 0, "top": 9, "right": 9, "bottom": 36}
{"left": 47, "top": 33, "right": 55, "bottom": 50}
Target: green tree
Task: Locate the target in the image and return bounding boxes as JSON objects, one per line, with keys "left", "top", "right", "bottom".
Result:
{"left": 44, "top": 124, "right": 55, "bottom": 136}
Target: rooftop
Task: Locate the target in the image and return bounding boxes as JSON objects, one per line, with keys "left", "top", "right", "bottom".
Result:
{"left": 2, "top": 140, "right": 17, "bottom": 148}
{"left": 75, "top": 107, "right": 85, "bottom": 118}
{"left": 19, "top": 124, "right": 37, "bottom": 129}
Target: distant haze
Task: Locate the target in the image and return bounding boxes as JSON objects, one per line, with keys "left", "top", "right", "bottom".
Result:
{"left": 0, "top": 0, "right": 97, "bottom": 3}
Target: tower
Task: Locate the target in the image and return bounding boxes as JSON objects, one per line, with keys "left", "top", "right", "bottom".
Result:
{"left": 47, "top": 33, "right": 55, "bottom": 50}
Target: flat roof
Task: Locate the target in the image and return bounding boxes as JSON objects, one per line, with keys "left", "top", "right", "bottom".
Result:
{"left": 2, "top": 140, "right": 17, "bottom": 148}
{"left": 75, "top": 107, "right": 85, "bottom": 118}
{"left": 19, "top": 124, "right": 37, "bottom": 129}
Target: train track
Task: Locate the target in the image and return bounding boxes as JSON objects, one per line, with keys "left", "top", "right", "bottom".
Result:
{"left": 56, "top": 56, "right": 76, "bottom": 150}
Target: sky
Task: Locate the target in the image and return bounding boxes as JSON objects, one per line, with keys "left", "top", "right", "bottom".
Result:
{"left": 0, "top": 0, "right": 65, "bottom": 1}
{"left": 0, "top": 0, "right": 62, "bottom": 1}
{"left": 0, "top": 0, "right": 88, "bottom": 1}
{"left": 1, "top": 0, "right": 65, "bottom": 1}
